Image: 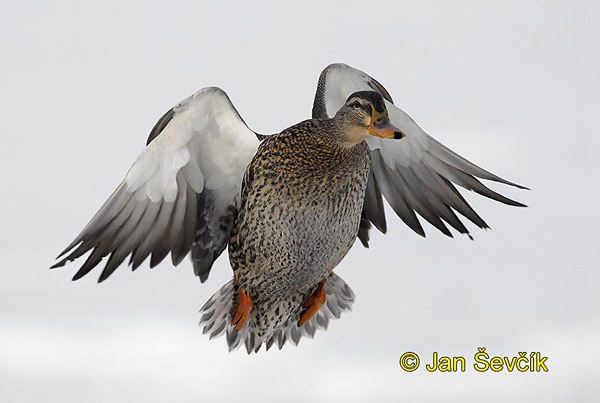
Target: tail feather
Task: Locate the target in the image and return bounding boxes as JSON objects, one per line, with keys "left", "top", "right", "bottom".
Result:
{"left": 199, "top": 272, "right": 355, "bottom": 353}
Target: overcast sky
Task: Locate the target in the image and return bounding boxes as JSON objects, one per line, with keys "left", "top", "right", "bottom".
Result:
{"left": 1, "top": 1, "right": 599, "bottom": 402}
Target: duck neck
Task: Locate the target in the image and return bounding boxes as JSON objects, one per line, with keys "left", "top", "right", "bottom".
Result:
{"left": 318, "top": 117, "right": 369, "bottom": 149}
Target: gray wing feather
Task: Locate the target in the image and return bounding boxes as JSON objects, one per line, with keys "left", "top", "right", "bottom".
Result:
{"left": 313, "top": 63, "right": 526, "bottom": 241}
{"left": 362, "top": 166, "right": 387, "bottom": 234}
{"left": 52, "top": 87, "right": 260, "bottom": 282}
{"left": 370, "top": 150, "right": 425, "bottom": 236}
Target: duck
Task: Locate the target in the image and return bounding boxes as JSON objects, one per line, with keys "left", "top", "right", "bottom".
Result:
{"left": 52, "top": 63, "right": 526, "bottom": 353}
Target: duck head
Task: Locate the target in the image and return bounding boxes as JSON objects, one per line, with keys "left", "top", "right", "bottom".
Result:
{"left": 334, "top": 91, "right": 405, "bottom": 146}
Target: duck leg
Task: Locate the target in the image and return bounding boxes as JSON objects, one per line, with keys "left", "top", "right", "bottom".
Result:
{"left": 232, "top": 286, "right": 253, "bottom": 331}
{"left": 298, "top": 281, "right": 326, "bottom": 326}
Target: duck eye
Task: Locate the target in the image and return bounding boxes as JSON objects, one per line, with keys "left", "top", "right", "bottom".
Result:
{"left": 352, "top": 101, "right": 361, "bottom": 109}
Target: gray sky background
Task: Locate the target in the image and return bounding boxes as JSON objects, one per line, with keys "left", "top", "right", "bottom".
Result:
{"left": 1, "top": 1, "right": 599, "bottom": 402}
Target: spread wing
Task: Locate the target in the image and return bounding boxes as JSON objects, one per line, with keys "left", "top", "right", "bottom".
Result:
{"left": 312, "top": 63, "right": 526, "bottom": 245}
{"left": 52, "top": 87, "right": 261, "bottom": 283}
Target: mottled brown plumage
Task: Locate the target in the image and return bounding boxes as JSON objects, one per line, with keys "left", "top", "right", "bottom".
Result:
{"left": 219, "top": 91, "right": 405, "bottom": 348}
{"left": 229, "top": 118, "right": 371, "bottom": 338}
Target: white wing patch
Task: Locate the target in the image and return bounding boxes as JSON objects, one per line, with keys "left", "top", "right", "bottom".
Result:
{"left": 53, "top": 87, "right": 260, "bottom": 282}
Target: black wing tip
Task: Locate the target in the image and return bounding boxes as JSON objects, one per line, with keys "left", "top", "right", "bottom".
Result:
{"left": 146, "top": 108, "right": 175, "bottom": 145}
{"left": 500, "top": 197, "right": 528, "bottom": 208}
{"left": 198, "top": 272, "right": 210, "bottom": 283}
{"left": 97, "top": 271, "right": 112, "bottom": 283}
{"left": 50, "top": 261, "right": 66, "bottom": 269}
{"left": 506, "top": 194, "right": 528, "bottom": 207}
{"left": 379, "top": 222, "right": 388, "bottom": 234}
{"left": 52, "top": 239, "right": 90, "bottom": 269}
{"left": 410, "top": 219, "right": 426, "bottom": 238}
{"left": 171, "top": 251, "right": 187, "bottom": 267}
{"left": 72, "top": 264, "right": 97, "bottom": 281}
{"left": 55, "top": 241, "right": 79, "bottom": 260}
{"left": 486, "top": 178, "right": 530, "bottom": 199}
{"left": 194, "top": 257, "right": 214, "bottom": 283}
{"left": 371, "top": 219, "right": 387, "bottom": 235}
{"left": 501, "top": 180, "right": 529, "bottom": 191}
{"left": 468, "top": 186, "right": 527, "bottom": 208}
{"left": 51, "top": 250, "right": 81, "bottom": 269}
{"left": 150, "top": 249, "right": 170, "bottom": 268}
{"left": 131, "top": 259, "right": 144, "bottom": 271}
{"left": 490, "top": 187, "right": 528, "bottom": 207}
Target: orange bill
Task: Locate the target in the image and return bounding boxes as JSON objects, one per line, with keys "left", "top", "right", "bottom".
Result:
{"left": 367, "top": 110, "right": 405, "bottom": 139}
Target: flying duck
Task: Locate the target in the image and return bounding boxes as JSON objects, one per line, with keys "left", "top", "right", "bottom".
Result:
{"left": 52, "top": 63, "right": 526, "bottom": 353}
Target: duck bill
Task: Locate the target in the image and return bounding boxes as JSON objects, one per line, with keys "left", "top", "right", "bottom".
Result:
{"left": 367, "top": 112, "right": 405, "bottom": 140}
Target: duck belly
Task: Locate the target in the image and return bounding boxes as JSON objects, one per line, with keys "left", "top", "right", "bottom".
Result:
{"left": 231, "top": 170, "right": 369, "bottom": 336}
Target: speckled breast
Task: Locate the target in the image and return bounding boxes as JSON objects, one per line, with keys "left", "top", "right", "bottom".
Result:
{"left": 228, "top": 127, "right": 371, "bottom": 333}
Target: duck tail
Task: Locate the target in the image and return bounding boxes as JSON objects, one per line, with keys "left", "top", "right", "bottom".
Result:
{"left": 199, "top": 272, "right": 355, "bottom": 354}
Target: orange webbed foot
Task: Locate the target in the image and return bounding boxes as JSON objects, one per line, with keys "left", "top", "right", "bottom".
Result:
{"left": 232, "top": 287, "right": 253, "bottom": 331}
{"left": 298, "top": 282, "right": 326, "bottom": 326}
